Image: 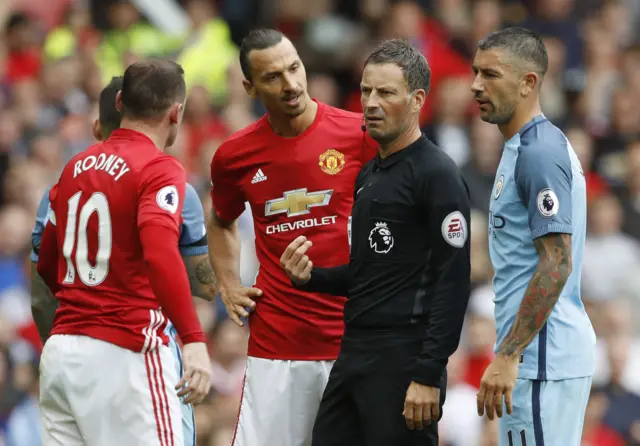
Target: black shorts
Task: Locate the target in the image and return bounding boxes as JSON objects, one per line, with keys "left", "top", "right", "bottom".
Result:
{"left": 312, "top": 328, "right": 447, "bottom": 446}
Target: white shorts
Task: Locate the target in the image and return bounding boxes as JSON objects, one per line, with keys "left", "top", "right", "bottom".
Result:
{"left": 39, "top": 334, "right": 184, "bottom": 446}
{"left": 232, "top": 357, "right": 334, "bottom": 446}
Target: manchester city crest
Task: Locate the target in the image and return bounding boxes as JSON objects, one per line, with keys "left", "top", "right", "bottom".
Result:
{"left": 494, "top": 175, "right": 504, "bottom": 200}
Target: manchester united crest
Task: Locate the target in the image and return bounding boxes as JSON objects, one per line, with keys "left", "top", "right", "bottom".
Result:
{"left": 319, "top": 149, "right": 345, "bottom": 175}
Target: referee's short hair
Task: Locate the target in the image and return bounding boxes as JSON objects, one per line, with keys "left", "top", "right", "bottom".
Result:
{"left": 120, "top": 59, "right": 186, "bottom": 120}
{"left": 364, "top": 39, "right": 431, "bottom": 96}
{"left": 477, "top": 27, "right": 548, "bottom": 78}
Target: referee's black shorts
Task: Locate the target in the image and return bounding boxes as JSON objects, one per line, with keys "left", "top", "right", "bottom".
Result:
{"left": 312, "top": 327, "right": 447, "bottom": 446}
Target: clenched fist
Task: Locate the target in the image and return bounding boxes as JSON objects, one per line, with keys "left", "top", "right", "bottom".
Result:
{"left": 280, "top": 236, "right": 314, "bottom": 286}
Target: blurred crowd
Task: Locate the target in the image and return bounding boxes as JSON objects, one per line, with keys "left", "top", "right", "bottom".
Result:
{"left": 0, "top": 0, "right": 639, "bottom": 445}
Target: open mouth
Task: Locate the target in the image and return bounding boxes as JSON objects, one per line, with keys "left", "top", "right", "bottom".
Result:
{"left": 283, "top": 94, "right": 301, "bottom": 106}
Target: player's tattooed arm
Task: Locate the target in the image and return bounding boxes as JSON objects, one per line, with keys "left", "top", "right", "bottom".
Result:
{"left": 183, "top": 253, "right": 218, "bottom": 302}
{"left": 498, "top": 233, "right": 572, "bottom": 357}
{"left": 30, "top": 262, "right": 58, "bottom": 343}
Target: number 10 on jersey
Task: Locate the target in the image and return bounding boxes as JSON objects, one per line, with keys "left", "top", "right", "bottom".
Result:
{"left": 62, "top": 191, "right": 112, "bottom": 286}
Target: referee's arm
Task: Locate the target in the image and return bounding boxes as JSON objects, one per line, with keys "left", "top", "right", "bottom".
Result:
{"left": 411, "top": 168, "right": 472, "bottom": 388}
{"left": 299, "top": 264, "right": 349, "bottom": 296}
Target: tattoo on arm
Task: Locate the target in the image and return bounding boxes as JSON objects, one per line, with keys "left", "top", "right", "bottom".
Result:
{"left": 195, "top": 257, "right": 216, "bottom": 286}
{"left": 498, "top": 233, "right": 572, "bottom": 357}
{"left": 185, "top": 254, "right": 218, "bottom": 301}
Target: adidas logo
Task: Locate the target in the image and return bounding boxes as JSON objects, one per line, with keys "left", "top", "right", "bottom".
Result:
{"left": 251, "top": 169, "right": 267, "bottom": 184}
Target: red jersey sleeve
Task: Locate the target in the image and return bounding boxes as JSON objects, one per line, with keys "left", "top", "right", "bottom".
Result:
{"left": 137, "top": 156, "right": 186, "bottom": 234}
{"left": 210, "top": 148, "right": 246, "bottom": 222}
{"left": 137, "top": 156, "right": 204, "bottom": 344}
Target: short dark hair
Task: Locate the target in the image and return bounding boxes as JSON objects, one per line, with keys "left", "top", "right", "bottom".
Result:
{"left": 120, "top": 59, "right": 186, "bottom": 120}
{"left": 99, "top": 76, "right": 123, "bottom": 137}
{"left": 239, "top": 28, "right": 285, "bottom": 82}
{"left": 6, "top": 13, "right": 29, "bottom": 32}
{"left": 364, "top": 39, "right": 431, "bottom": 95}
{"left": 477, "top": 27, "right": 548, "bottom": 77}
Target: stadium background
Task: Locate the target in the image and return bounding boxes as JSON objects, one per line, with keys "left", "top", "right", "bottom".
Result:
{"left": 0, "top": 0, "right": 639, "bottom": 444}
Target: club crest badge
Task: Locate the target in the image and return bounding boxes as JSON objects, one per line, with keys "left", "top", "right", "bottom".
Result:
{"left": 494, "top": 175, "right": 504, "bottom": 200}
{"left": 319, "top": 149, "right": 345, "bottom": 175}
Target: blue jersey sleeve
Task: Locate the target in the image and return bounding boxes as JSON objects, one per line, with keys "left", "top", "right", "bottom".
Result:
{"left": 515, "top": 133, "right": 573, "bottom": 240}
{"left": 31, "top": 187, "right": 52, "bottom": 262}
{"left": 179, "top": 183, "right": 208, "bottom": 256}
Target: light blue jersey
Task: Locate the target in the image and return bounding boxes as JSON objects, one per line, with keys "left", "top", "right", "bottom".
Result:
{"left": 31, "top": 183, "right": 206, "bottom": 446}
{"left": 488, "top": 115, "right": 595, "bottom": 381}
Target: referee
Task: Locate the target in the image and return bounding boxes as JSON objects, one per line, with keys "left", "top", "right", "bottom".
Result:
{"left": 280, "top": 39, "right": 471, "bottom": 446}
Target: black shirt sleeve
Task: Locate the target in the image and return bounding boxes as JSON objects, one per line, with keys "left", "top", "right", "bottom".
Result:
{"left": 294, "top": 264, "right": 350, "bottom": 296}
{"left": 411, "top": 164, "right": 472, "bottom": 387}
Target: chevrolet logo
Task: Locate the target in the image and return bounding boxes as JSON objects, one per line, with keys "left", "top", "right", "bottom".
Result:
{"left": 265, "top": 188, "right": 333, "bottom": 217}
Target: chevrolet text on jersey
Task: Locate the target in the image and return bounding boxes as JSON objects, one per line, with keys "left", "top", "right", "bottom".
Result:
{"left": 266, "top": 215, "right": 337, "bottom": 234}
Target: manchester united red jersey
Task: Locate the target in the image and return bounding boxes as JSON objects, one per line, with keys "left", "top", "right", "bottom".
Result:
{"left": 211, "top": 100, "right": 377, "bottom": 360}
{"left": 47, "top": 129, "right": 186, "bottom": 353}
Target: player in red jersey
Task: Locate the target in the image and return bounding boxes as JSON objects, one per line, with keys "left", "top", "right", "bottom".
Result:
{"left": 207, "top": 29, "right": 377, "bottom": 446}
{"left": 36, "top": 60, "right": 212, "bottom": 446}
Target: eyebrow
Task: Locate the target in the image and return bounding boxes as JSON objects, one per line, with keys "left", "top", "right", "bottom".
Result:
{"left": 262, "top": 60, "right": 300, "bottom": 78}
{"left": 473, "top": 65, "right": 502, "bottom": 75}
{"left": 360, "top": 84, "right": 397, "bottom": 91}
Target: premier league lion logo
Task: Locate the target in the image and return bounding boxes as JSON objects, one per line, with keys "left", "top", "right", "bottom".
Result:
{"left": 542, "top": 193, "right": 554, "bottom": 213}
{"left": 369, "top": 222, "right": 394, "bottom": 254}
{"left": 536, "top": 188, "right": 559, "bottom": 218}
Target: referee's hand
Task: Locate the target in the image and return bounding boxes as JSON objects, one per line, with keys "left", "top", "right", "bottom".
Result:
{"left": 403, "top": 381, "right": 440, "bottom": 430}
{"left": 280, "top": 236, "right": 313, "bottom": 286}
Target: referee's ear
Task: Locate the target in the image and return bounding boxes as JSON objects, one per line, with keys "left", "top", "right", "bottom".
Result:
{"left": 410, "top": 89, "right": 426, "bottom": 114}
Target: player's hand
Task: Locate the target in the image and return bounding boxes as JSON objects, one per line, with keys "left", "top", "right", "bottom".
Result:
{"left": 219, "top": 285, "right": 262, "bottom": 327}
{"left": 403, "top": 381, "right": 441, "bottom": 430}
{"left": 477, "top": 353, "right": 520, "bottom": 420}
{"left": 176, "top": 342, "right": 212, "bottom": 405}
{"left": 280, "top": 236, "right": 313, "bottom": 286}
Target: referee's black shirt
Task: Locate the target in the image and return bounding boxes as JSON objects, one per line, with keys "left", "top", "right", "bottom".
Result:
{"left": 301, "top": 134, "right": 471, "bottom": 388}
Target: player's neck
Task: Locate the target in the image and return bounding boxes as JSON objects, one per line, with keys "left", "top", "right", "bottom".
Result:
{"left": 268, "top": 97, "right": 318, "bottom": 138}
{"left": 499, "top": 102, "right": 542, "bottom": 141}
{"left": 378, "top": 124, "right": 422, "bottom": 159}
{"left": 120, "top": 119, "right": 168, "bottom": 151}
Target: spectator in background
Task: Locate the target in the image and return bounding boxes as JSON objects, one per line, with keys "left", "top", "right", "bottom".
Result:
{"left": 178, "top": 0, "right": 237, "bottom": 105}
{"left": 593, "top": 299, "right": 640, "bottom": 395}
{"left": 566, "top": 126, "right": 609, "bottom": 202}
{"left": 43, "top": 3, "right": 100, "bottom": 62}
{"left": 600, "top": 333, "right": 640, "bottom": 444}
{"left": 460, "top": 117, "right": 503, "bottom": 212}
{"left": 581, "top": 387, "right": 625, "bottom": 446}
{"left": 4, "top": 13, "right": 41, "bottom": 84}
{"left": 423, "top": 76, "right": 474, "bottom": 166}
{"left": 615, "top": 140, "right": 640, "bottom": 240}
{"left": 4, "top": 351, "right": 40, "bottom": 446}
{"left": 582, "top": 193, "right": 640, "bottom": 321}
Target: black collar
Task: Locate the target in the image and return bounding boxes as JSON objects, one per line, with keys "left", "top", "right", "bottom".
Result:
{"left": 375, "top": 134, "right": 425, "bottom": 169}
